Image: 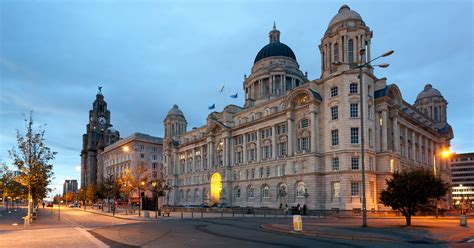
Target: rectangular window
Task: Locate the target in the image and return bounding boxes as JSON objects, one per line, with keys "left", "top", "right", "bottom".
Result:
{"left": 251, "top": 169, "right": 255, "bottom": 179}
{"left": 369, "top": 128, "right": 373, "bottom": 147}
{"left": 351, "top": 127, "right": 359, "bottom": 144}
{"left": 266, "top": 167, "right": 270, "bottom": 177}
{"left": 350, "top": 103, "right": 359, "bottom": 118}
{"left": 351, "top": 182, "right": 360, "bottom": 196}
{"left": 332, "top": 181, "right": 340, "bottom": 198}
{"left": 331, "top": 129, "right": 339, "bottom": 146}
{"left": 351, "top": 157, "right": 359, "bottom": 170}
{"left": 300, "top": 119, "right": 309, "bottom": 129}
{"left": 246, "top": 169, "right": 249, "bottom": 180}
{"left": 331, "top": 106, "right": 338, "bottom": 120}
{"left": 301, "top": 137, "right": 309, "bottom": 151}
{"left": 259, "top": 167, "right": 264, "bottom": 178}
{"left": 330, "top": 87, "right": 338, "bottom": 97}
{"left": 277, "top": 123, "right": 287, "bottom": 134}
{"left": 278, "top": 142, "right": 287, "bottom": 157}
{"left": 140, "top": 153, "right": 145, "bottom": 159}
{"left": 369, "top": 157, "right": 374, "bottom": 171}
{"left": 350, "top": 83, "right": 358, "bottom": 94}
{"left": 332, "top": 157, "right": 339, "bottom": 171}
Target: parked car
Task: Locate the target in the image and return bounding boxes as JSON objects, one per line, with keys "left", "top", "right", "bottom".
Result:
{"left": 68, "top": 203, "right": 80, "bottom": 208}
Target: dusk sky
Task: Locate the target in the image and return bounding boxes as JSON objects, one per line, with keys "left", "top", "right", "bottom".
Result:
{"left": 1, "top": 0, "right": 473, "bottom": 197}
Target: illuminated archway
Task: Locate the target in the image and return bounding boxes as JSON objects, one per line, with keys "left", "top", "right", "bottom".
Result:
{"left": 210, "top": 173, "right": 222, "bottom": 205}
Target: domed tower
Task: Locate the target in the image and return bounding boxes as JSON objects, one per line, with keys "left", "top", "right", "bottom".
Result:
{"left": 414, "top": 84, "right": 448, "bottom": 125}
{"left": 319, "top": 5, "right": 373, "bottom": 78}
{"left": 244, "top": 23, "right": 307, "bottom": 107}
{"left": 164, "top": 104, "right": 187, "bottom": 140}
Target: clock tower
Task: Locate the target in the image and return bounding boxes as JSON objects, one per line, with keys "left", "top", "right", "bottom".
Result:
{"left": 81, "top": 87, "right": 120, "bottom": 188}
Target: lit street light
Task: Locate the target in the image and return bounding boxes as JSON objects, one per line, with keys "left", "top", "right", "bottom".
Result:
{"left": 334, "top": 48, "right": 394, "bottom": 227}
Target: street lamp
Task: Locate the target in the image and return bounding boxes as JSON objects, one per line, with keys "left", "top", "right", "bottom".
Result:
{"left": 334, "top": 48, "right": 394, "bottom": 227}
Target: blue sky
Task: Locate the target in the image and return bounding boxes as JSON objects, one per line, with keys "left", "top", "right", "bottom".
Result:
{"left": 1, "top": 0, "right": 473, "bottom": 197}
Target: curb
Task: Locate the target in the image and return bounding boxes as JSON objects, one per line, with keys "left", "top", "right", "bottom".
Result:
{"left": 260, "top": 224, "right": 401, "bottom": 243}
{"left": 78, "top": 209, "right": 159, "bottom": 221}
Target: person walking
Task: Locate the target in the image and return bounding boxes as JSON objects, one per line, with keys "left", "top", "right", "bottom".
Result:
{"left": 42, "top": 202, "right": 45, "bottom": 209}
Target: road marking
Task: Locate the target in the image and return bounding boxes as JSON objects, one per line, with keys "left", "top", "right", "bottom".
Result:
{"left": 75, "top": 227, "right": 109, "bottom": 248}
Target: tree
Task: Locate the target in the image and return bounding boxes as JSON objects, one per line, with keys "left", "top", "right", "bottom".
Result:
{"left": 118, "top": 168, "right": 135, "bottom": 215}
{"left": 64, "top": 192, "right": 75, "bottom": 204}
{"left": 9, "top": 112, "right": 56, "bottom": 222}
{"left": 86, "top": 184, "right": 97, "bottom": 206}
{"left": 53, "top": 194, "right": 62, "bottom": 204}
{"left": 380, "top": 169, "right": 448, "bottom": 226}
{"left": 1, "top": 164, "right": 27, "bottom": 209}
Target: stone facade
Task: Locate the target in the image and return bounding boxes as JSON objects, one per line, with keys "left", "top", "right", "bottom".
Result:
{"left": 163, "top": 5, "right": 454, "bottom": 210}
{"left": 81, "top": 89, "right": 120, "bottom": 188}
{"left": 101, "top": 132, "right": 164, "bottom": 198}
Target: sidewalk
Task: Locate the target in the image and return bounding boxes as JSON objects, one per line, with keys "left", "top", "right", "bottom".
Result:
{"left": 0, "top": 208, "right": 107, "bottom": 248}
{"left": 261, "top": 216, "right": 474, "bottom": 245}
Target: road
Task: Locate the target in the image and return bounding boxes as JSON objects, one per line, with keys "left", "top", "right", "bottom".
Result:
{"left": 1, "top": 206, "right": 464, "bottom": 247}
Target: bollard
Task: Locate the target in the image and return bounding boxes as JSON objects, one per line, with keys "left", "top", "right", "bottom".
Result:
{"left": 181, "top": 212, "right": 183, "bottom": 219}
{"left": 191, "top": 212, "right": 194, "bottom": 218}
{"left": 460, "top": 214, "right": 468, "bottom": 226}
{"left": 293, "top": 215, "right": 303, "bottom": 231}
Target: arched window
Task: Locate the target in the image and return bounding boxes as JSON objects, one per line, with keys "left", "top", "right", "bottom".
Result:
{"left": 262, "top": 185, "right": 270, "bottom": 198}
{"left": 348, "top": 39, "right": 354, "bottom": 63}
{"left": 296, "top": 182, "right": 306, "bottom": 198}
{"left": 334, "top": 43, "right": 339, "bottom": 62}
{"left": 248, "top": 185, "right": 255, "bottom": 198}
{"left": 265, "top": 108, "right": 271, "bottom": 116}
{"left": 250, "top": 113, "right": 256, "bottom": 121}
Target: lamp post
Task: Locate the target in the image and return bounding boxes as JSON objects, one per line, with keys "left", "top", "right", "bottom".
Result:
{"left": 58, "top": 200, "right": 63, "bottom": 221}
{"left": 139, "top": 181, "right": 145, "bottom": 217}
{"left": 334, "top": 49, "right": 394, "bottom": 227}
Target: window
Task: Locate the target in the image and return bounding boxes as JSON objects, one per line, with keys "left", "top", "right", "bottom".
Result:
{"left": 300, "top": 118, "right": 309, "bottom": 129}
{"left": 261, "top": 128, "right": 272, "bottom": 139}
{"left": 332, "top": 157, "right": 339, "bottom": 171}
{"left": 331, "top": 129, "right": 339, "bottom": 146}
{"left": 248, "top": 148, "right": 256, "bottom": 162}
{"left": 140, "top": 153, "right": 145, "bottom": 159}
{"left": 348, "top": 39, "right": 354, "bottom": 63}
{"left": 263, "top": 145, "right": 271, "bottom": 159}
{"left": 152, "top": 154, "right": 157, "bottom": 160}
{"left": 350, "top": 103, "right": 359, "bottom": 118}
{"left": 368, "top": 105, "right": 373, "bottom": 119}
{"left": 300, "top": 137, "right": 309, "bottom": 151}
{"left": 251, "top": 168, "right": 255, "bottom": 179}
{"left": 351, "top": 182, "right": 360, "bottom": 196}
{"left": 259, "top": 167, "right": 264, "bottom": 178}
{"left": 277, "top": 123, "right": 287, "bottom": 134}
{"left": 296, "top": 182, "right": 306, "bottom": 198}
{"left": 351, "top": 127, "right": 359, "bottom": 144}
{"left": 369, "top": 157, "right": 374, "bottom": 171}
{"left": 351, "top": 157, "right": 359, "bottom": 170}
{"left": 330, "top": 87, "right": 338, "bottom": 97}
{"left": 262, "top": 185, "right": 270, "bottom": 198}
{"left": 349, "top": 83, "right": 358, "bottom": 94}
{"left": 332, "top": 182, "right": 340, "bottom": 198}
{"left": 235, "top": 187, "right": 241, "bottom": 198}
{"left": 369, "top": 129, "right": 373, "bottom": 147}
{"left": 334, "top": 43, "right": 339, "bottom": 62}
{"left": 248, "top": 186, "right": 255, "bottom": 198}
{"left": 236, "top": 151, "right": 242, "bottom": 164}
{"left": 278, "top": 142, "right": 287, "bottom": 157}
{"left": 331, "top": 106, "right": 338, "bottom": 120}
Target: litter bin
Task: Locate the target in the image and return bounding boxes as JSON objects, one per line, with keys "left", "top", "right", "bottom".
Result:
{"left": 144, "top": 211, "right": 150, "bottom": 218}
{"left": 460, "top": 214, "right": 468, "bottom": 226}
{"left": 293, "top": 215, "right": 303, "bottom": 231}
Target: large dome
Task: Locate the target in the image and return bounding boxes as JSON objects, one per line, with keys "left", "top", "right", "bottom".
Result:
{"left": 254, "top": 42, "right": 296, "bottom": 64}
{"left": 328, "top": 5, "right": 363, "bottom": 28}
{"left": 416, "top": 84, "right": 443, "bottom": 101}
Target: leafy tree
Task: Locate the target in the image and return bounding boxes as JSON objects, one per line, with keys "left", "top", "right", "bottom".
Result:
{"left": 118, "top": 168, "right": 135, "bottom": 214}
{"left": 1, "top": 164, "right": 27, "bottom": 208}
{"left": 380, "top": 169, "right": 448, "bottom": 226}
{"left": 64, "top": 192, "right": 75, "bottom": 204}
{"left": 86, "top": 184, "right": 97, "bottom": 205}
{"left": 53, "top": 194, "right": 62, "bottom": 204}
{"left": 9, "top": 112, "right": 56, "bottom": 222}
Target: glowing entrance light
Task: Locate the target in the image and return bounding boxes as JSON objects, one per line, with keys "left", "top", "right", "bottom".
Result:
{"left": 210, "top": 173, "right": 222, "bottom": 205}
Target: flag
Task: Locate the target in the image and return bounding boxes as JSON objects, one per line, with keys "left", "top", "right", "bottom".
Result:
{"left": 208, "top": 104, "right": 215, "bottom": 110}
{"left": 219, "top": 85, "right": 224, "bottom": 93}
{"left": 230, "top": 93, "right": 238, "bottom": 98}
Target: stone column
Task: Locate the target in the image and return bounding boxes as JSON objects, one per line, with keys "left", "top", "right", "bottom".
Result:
{"left": 418, "top": 135, "right": 422, "bottom": 163}
{"left": 411, "top": 131, "right": 416, "bottom": 162}
{"left": 392, "top": 114, "right": 400, "bottom": 152}
{"left": 229, "top": 137, "right": 234, "bottom": 167}
{"left": 287, "top": 112, "right": 294, "bottom": 156}
{"left": 430, "top": 140, "right": 434, "bottom": 169}
{"left": 272, "top": 125, "right": 277, "bottom": 159}
{"left": 310, "top": 106, "right": 317, "bottom": 153}
{"left": 375, "top": 111, "right": 381, "bottom": 151}
{"left": 404, "top": 127, "right": 409, "bottom": 158}
{"left": 243, "top": 134, "right": 247, "bottom": 165}
{"left": 256, "top": 130, "right": 261, "bottom": 162}
{"left": 381, "top": 110, "right": 388, "bottom": 151}
{"left": 192, "top": 148, "right": 196, "bottom": 171}
{"left": 223, "top": 136, "right": 229, "bottom": 167}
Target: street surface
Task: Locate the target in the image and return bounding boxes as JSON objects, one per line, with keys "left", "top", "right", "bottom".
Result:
{"left": 1, "top": 206, "right": 473, "bottom": 247}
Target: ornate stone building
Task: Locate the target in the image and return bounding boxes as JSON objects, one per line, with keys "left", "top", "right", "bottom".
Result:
{"left": 163, "top": 5, "right": 453, "bottom": 210}
{"left": 81, "top": 89, "right": 120, "bottom": 188}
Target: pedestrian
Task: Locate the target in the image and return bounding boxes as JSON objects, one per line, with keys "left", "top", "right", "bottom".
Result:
{"left": 297, "top": 204, "right": 301, "bottom": 215}
{"left": 42, "top": 202, "right": 45, "bottom": 209}
{"left": 303, "top": 204, "right": 307, "bottom": 215}
{"left": 279, "top": 203, "right": 282, "bottom": 211}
